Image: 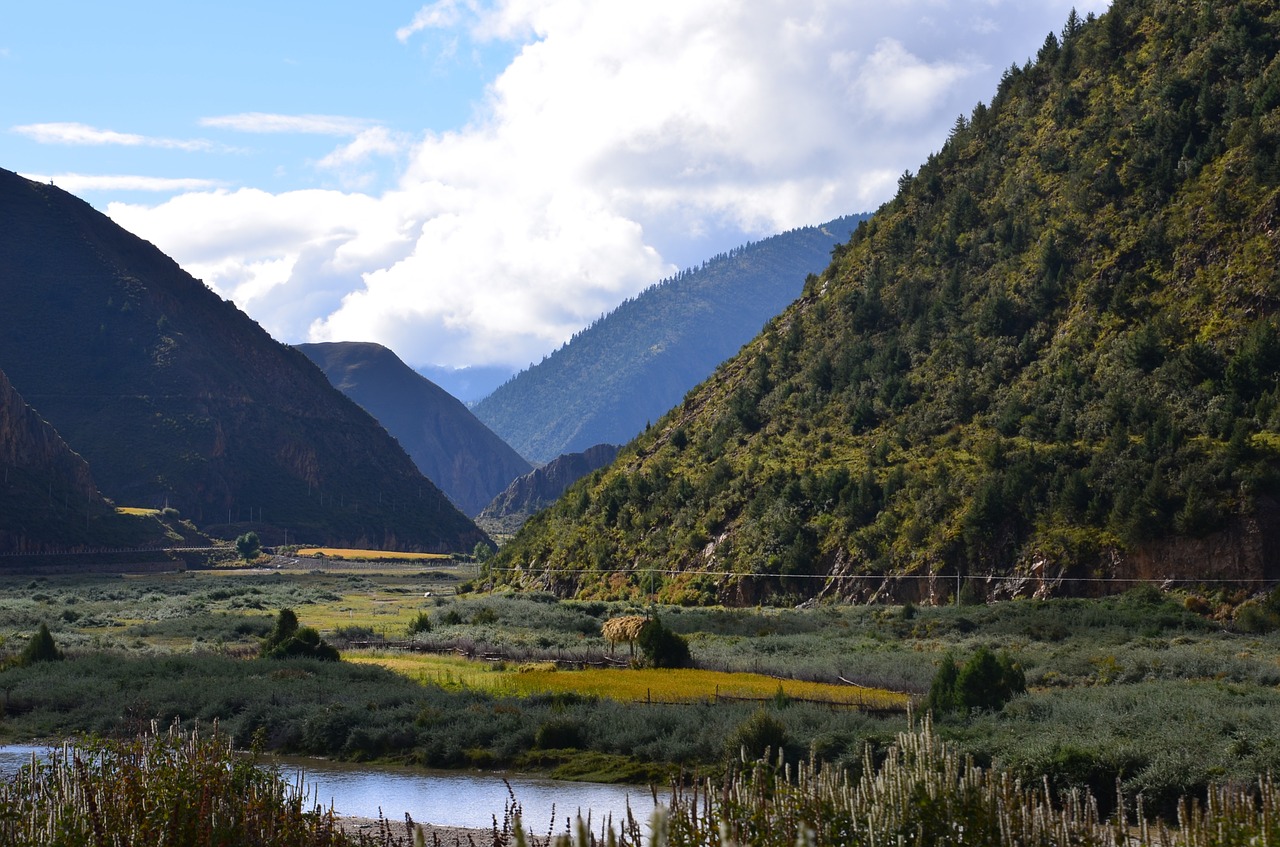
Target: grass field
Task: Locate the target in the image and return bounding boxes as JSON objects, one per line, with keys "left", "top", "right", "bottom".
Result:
{"left": 2, "top": 562, "right": 1278, "bottom": 814}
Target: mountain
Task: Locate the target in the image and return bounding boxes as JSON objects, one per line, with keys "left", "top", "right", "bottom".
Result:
{"left": 296, "top": 342, "right": 532, "bottom": 517}
{"left": 472, "top": 215, "right": 869, "bottom": 463}
{"left": 477, "top": 443, "right": 619, "bottom": 535}
{"left": 0, "top": 168, "right": 485, "bottom": 552}
{"left": 0, "top": 364, "right": 186, "bottom": 552}
{"left": 1, "top": 364, "right": 102, "bottom": 551}
{"left": 495, "top": 0, "right": 1280, "bottom": 605}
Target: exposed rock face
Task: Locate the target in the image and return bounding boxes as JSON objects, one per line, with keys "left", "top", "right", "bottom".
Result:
{"left": 296, "top": 342, "right": 532, "bottom": 517}
{"left": 1116, "top": 498, "right": 1280, "bottom": 586}
{"left": 0, "top": 168, "right": 485, "bottom": 552}
{"left": 479, "top": 444, "right": 619, "bottom": 531}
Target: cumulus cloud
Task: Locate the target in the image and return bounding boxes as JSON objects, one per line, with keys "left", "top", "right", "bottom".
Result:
{"left": 200, "top": 113, "right": 376, "bottom": 135}
{"left": 13, "top": 122, "right": 219, "bottom": 151}
{"left": 111, "top": 0, "right": 1111, "bottom": 371}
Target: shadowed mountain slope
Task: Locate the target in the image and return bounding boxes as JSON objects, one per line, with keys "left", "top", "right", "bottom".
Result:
{"left": 473, "top": 215, "right": 869, "bottom": 463}
{"left": 495, "top": 0, "right": 1280, "bottom": 604}
{"left": 297, "top": 342, "right": 532, "bottom": 517}
{"left": 0, "top": 169, "right": 485, "bottom": 552}
{"left": 1, "top": 365, "right": 102, "bottom": 551}
{"left": 477, "top": 443, "right": 619, "bottom": 534}
{"left": 0, "top": 365, "right": 185, "bottom": 552}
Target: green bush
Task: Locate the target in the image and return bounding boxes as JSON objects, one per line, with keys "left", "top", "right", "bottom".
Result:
{"left": 1234, "top": 587, "right": 1280, "bottom": 633}
{"left": 406, "top": 612, "right": 432, "bottom": 636}
{"left": 926, "top": 647, "right": 1025, "bottom": 715}
{"left": 726, "top": 709, "right": 789, "bottom": 761}
{"left": 638, "top": 616, "right": 691, "bottom": 668}
{"left": 535, "top": 717, "right": 584, "bottom": 750}
{"left": 235, "top": 531, "right": 261, "bottom": 561}
{"left": 259, "top": 609, "right": 338, "bottom": 661}
{"left": 19, "top": 622, "right": 63, "bottom": 666}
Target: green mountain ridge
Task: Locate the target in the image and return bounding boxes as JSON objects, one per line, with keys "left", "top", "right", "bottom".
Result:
{"left": 296, "top": 341, "right": 532, "bottom": 517}
{"left": 473, "top": 215, "right": 869, "bottom": 463}
{"left": 0, "top": 169, "right": 486, "bottom": 552}
{"left": 495, "top": 0, "right": 1280, "bottom": 605}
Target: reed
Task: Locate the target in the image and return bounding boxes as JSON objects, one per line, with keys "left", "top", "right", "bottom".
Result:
{"left": 0, "top": 721, "right": 351, "bottom": 847}
{"left": 556, "top": 715, "right": 1280, "bottom": 847}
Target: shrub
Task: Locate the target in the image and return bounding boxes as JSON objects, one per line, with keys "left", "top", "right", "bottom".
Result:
{"left": 535, "top": 717, "right": 584, "bottom": 749}
{"left": 638, "top": 616, "right": 691, "bottom": 668}
{"left": 471, "top": 607, "right": 499, "bottom": 625}
{"left": 726, "top": 709, "right": 788, "bottom": 761}
{"left": 1234, "top": 587, "right": 1280, "bottom": 633}
{"left": 235, "top": 531, "right": 261, "bottom": 561}
{"left": 259, "top": 609, "right": 339, "bottom": 661}
{"left": 406, "top": 612, "right": 432, "bottom": 636}
{"left": 19, "top": 623, "right": 63, "bottom": 666}
{"left": 927, "top": 647, "right": 1025, "bottom": 715}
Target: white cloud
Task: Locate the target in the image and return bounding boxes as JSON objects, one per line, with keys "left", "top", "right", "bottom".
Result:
{"left": 317, "top": 128, "right": 408, "bottom": 169}
{"left": 200, "top": 113, "right": 376, "bottom": 135}
{"left": 12, "top": 122, "right": 218, "bottom": 151}
{"left": 27, "top": 173, "right": 222, "bottom": 192}
{"left": 111, "top": 0, "right": 1110, "bottom": 371}
{"left": 396, "top": 0, "right": 475, "bottom": 43}
{"left": 854, "top": 39, "right": 977, "bottom": 125}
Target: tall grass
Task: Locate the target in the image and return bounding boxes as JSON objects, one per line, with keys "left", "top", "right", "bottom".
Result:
{"left": 575, "top": 716, "right": 1280, "bottom": 847}
{"left": 0, "top": 722, "right": 350, "bottom": 847}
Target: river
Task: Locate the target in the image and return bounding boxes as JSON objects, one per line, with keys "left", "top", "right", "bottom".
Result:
{"left": 0, "top": 745, "right": 655, "bottom": 833}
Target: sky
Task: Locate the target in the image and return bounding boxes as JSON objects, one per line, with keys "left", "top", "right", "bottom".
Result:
{"left": 2, "top": 1, "right": 1109, "bottom": 375}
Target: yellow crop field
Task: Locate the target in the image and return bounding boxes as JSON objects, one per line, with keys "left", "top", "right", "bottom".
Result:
{"left": 115, "top": 507, "right": 160, "bottom": 516}
{"left": 348, "top": 651, "right": 908, "bottom": 709}
{"left": 296, "top": 547, "right": 453, "bottom": 561}
{"left": 346, "top": 652, "right": 514, "bottom": 692}
{"left": 507, "top": 666, "right": 908, "bottom": 708}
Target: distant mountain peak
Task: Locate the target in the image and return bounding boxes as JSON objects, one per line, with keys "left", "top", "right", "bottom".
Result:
{"left": 297, "top": 341, "right": 532, "bottom": 517}
{"left": 472, "top": 213, "right": 869, "bottom": 463}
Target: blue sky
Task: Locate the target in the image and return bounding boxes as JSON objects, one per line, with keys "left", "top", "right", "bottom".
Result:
{"left": 2, "top": 1, "right": 1108, "bottom": 374}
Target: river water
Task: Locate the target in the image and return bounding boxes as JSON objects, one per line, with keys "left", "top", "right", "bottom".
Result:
{"left": 0, "top": 745, "right": 655, "bottom": 833}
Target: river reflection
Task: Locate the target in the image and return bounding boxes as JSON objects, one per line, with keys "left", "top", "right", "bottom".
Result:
{"left": 0, "top": 745, "right": 654, "bottom": 834}
{"left": 273, "top": 756, "right": 654, "bottom": 832}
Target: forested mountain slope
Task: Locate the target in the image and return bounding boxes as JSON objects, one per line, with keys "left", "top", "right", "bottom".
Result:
{"left": 0, "top": 169, "right": 485, "bottom": 552}
{"left": 496, "top": 0, "right": 1280, "bottom": 604}
{"left": 297, "top": 342, "right": 532, "bottom": 517}
{"left": 473, "top": 215, "right": 867, "bottom": 462}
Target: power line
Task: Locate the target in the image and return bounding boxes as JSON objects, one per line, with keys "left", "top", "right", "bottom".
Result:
{"left": 487, "top": 566, "right": 1275, "bottom": 584}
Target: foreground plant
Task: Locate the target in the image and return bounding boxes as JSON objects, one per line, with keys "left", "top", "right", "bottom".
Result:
{"left": 0, "top": 722, "right": 350, "bottom": 847}
{"left": 564, "top": 715, "right": 1280, "bottom": 847}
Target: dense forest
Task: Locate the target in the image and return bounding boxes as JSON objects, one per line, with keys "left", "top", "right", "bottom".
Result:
{"left": 494, "top": 0, "right": 1280, "bottom": 604}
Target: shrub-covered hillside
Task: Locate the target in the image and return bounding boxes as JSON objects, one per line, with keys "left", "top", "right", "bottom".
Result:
{"left": 496, "top": 0, "right": 1280, "bottom": 604}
